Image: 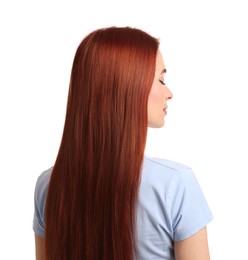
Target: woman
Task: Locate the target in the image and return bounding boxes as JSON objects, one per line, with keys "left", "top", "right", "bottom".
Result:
{"left": 33, "top": 27, "right": 213, "bottom": 260}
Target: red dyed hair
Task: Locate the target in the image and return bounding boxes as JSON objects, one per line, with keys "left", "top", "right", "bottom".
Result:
{"left": 45, "top": 27, "right": 159, "bottom": 259}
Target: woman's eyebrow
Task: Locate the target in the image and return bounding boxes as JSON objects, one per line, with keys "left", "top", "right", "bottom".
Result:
{"left": 161, "top": 68, "right": 167, "bottom": 74}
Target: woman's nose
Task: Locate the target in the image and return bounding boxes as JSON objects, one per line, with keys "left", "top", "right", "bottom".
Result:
{"left": 164, "top": 85, "right": 173, "bottom": 100}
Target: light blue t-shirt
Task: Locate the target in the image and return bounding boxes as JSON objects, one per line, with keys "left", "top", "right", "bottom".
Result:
{"left": 33, "top": 156, "right": 213, "bottom": 259}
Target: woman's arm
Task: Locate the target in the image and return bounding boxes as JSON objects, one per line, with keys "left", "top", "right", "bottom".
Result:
{"left": 34, "top": 234, "right": 45, "bottom": 260}
{"left": 174, "top": 227, "right": 211, "bottom": 260}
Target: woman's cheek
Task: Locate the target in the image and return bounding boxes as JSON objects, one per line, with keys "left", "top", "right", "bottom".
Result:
{"left": 150, "top": 87, "right": 163, "bottom": 104}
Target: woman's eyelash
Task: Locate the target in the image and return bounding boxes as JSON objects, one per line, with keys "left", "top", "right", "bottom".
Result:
{"left": 159, "top": 80, "right": 166, "bottom": 85}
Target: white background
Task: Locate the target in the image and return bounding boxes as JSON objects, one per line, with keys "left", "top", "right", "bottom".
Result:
{"left": 1, "top": 0, "right": 247, "bottom": 259}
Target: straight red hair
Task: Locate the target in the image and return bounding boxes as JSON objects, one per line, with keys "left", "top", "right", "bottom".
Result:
{"left": 45, "top": 27, "right": 159, "bottom": 259}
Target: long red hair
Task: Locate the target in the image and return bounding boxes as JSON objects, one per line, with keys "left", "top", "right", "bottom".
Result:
{"left": 45, "top": 27, "right": 159, "bottom": 259}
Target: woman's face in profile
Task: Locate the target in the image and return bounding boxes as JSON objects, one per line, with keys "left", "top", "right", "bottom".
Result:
{"left": 147, "top": 51, "right": 173, "bottom": 128}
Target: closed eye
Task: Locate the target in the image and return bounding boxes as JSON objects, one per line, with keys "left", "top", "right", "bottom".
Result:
{"left": 159, "top": 80, "right": 166, "bottom": 85}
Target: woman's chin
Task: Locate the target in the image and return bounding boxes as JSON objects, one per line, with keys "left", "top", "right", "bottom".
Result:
{"left": 148, "top": 119, "right": 165, "bottom": 128}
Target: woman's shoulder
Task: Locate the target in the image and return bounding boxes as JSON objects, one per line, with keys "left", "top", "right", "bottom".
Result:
{"left": 33, "top": 167, "right": 53, "bottom": 237}
{"left": 37, "top": 167, "right": 52, "bottom": 185}
{"left": 143, "top": 155, "right": 194, "bottom": 184}
{"left": 141, "top": 155, "right": 202, "bottom": 199}
{"left": 34, "top": 167, "right": 53, "bottom": 201}
{"left": 144, "top": 155, "right": 191, "bottom": 172}
{"left": 140, "top": 155, "right": 213, "bottom": 242}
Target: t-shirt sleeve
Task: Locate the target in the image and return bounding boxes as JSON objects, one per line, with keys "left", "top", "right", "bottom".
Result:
{"left": 33, "top": 169, "right": 51, "bottom": 238}
{"left": 169, "top": 168, "right": 213, "bottom": 241}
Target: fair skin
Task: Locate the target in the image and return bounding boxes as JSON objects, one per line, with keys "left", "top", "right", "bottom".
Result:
{"left": 35, "top": 234, "right": 44, "bottom": 260}
{"left": 148, "top": 50, "right": 173, "bottom": 128}
{"left": 35, "top": 51, "right": 211, "bottom": 260}
{"left": 174, "top": 227, "right": 211, "bottom": 260}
